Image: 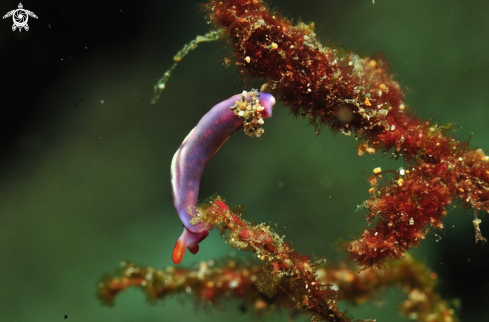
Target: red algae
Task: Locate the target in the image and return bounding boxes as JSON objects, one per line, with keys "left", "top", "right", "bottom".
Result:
{"left": 192, "top": 196, "right": 349, "bottom": 321}
{"left": 205, "top": 0, "right": 489, "bottom": 268}
{"left": 96, "top": 2, "right": 482, "bottom": 321}
{"left": 98, "top": 198, "right": 457, "bottom": 322}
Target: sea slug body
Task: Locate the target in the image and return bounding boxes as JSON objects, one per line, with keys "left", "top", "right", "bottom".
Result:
{"left": 171, "top": 90, "right": 275, "bottom": 263}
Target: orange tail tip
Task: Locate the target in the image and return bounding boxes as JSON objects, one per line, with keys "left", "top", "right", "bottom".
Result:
{"left": 170, "top": 218, "right": 212, "bottom": 264}
{"left": 172, "top": 227, "right": 210, "bottom": 264}
{"left": 172, "top": 239, "right": 185, "bottom": 264}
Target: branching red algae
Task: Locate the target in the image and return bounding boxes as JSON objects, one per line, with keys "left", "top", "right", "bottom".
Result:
{"left": 193, "top": 196, "right": 348, "bottom": 322}
{"left": 98, "top": 197, "right": 456, "bottom": 322}
{"left": 204, "top": 0, "right": 489, "bottom": 268}
{"left": 96, "top": 2, "right": 486, "bottom": 321}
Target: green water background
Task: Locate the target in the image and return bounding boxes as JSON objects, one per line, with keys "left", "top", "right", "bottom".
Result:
{"left": 1, "top": 0, "right": 488, "bottom": 321}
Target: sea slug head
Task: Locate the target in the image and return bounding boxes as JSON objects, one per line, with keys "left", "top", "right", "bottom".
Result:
{"left": 257, "top": 92, "right": 275, "bottom": 118}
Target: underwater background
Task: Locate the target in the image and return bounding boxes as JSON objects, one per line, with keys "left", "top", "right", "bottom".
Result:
{"left": 1, "top": 0, "right": 488, "bottom": 321}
